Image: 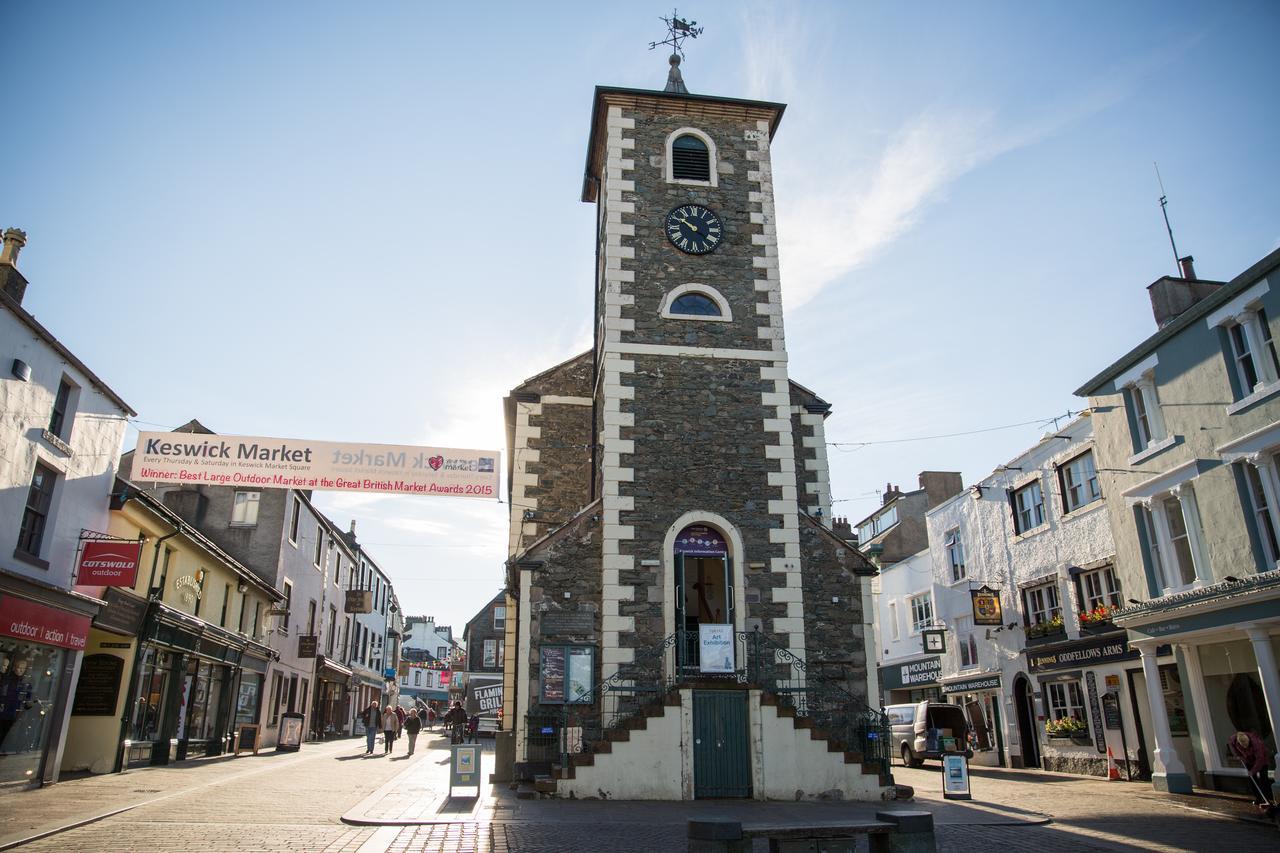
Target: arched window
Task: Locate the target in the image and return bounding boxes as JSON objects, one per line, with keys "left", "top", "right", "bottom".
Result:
{"left": 670, "top": 293, "right": 721, "bottom": 316}
{"left": 660, "top": 284, "right": 733, "bottom": 322}
{"left": 671, "top": 134, "right": 710, "bottom": 181}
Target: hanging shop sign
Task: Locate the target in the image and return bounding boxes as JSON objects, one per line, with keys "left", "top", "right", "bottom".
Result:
{"left": 970, "top": 585, "right": 1003, "bottom": 626}
{"left": 921, "top": 629, "right": 946, "bottom": 654}
{"left": 344, "top": 589, "right": 374, "bottom": 614}
{"left": 298, "top": 635, "right": 318, "bottom": 658}
{"left": 78, "top": 540, "right": 142, "bottom": 587}
{"left": 942, "top": 673, "right": 1001, "bottom": 695}
{"left": 1026, "top": 635, "right": 1141, "bottom": 673}
{"left": 880, "top": 656, "right": 942, "bottom": 691}
{"left": 674, "top": 525, "right": 727, "bottom": 556}
{"left": 698, "top": 624, "right": 735, "bottom": 673}
{"left": 132, "top": 431, "right": 500, "bottom": 500}
{"left": 0, "top": 593, "right": 90, "bottom": 651}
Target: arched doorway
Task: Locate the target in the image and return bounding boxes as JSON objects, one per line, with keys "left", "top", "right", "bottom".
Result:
{"left": 673, "top": 524, "right": 733, "bottom": 671}
{"left": 1013, "top": 675, "right": 1040, "bottom": 769}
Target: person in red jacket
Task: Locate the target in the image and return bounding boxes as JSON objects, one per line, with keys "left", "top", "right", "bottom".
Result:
{"left": 1228, "top": 730, "right": 1275, "bottom": 809}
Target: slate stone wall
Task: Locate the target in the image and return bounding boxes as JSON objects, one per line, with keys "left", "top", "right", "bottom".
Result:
{"left": 524, "top": 511, "right": 603, "bottom": 711}
{"left": 799, "top": 516, "right": 874, "bottom": 705}
{"left": 619, "top": 108, "right": 765, "bottom": 350}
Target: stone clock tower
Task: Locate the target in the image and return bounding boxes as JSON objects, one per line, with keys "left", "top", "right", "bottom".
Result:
{"left": 500, "top": 58, "right": 883, "bottom": 801}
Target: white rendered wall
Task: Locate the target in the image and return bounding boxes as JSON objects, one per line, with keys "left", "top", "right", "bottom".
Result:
{"left": 752, "top": 693, "right": 890, "bottom": 801}
{"left": 0, "top": 308, "right": 129, "bottom": 588}
{"left": 557, "top": 702, "right": 686, "bottom": 800}
{"left": 875, "top": 549, "right": 936, "bottom": 670}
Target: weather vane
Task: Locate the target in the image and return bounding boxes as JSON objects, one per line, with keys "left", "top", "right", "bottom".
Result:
{"left": 649, "top": 9, "right": 703, "bottom": 59}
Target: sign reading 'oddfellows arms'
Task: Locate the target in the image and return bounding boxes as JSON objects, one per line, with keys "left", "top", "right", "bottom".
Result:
{"left": 133, "top": 432, "right": 500, "bottom": 499}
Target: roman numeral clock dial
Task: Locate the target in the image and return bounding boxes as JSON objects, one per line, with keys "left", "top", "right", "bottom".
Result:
{"left": 664, "top": 204, "right": 722, "bottom": 255}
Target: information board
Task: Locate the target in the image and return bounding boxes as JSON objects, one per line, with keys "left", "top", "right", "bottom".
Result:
{"left": 236, "top": 724, "right": 260, "bottom": 755}
{"left": 942, "top": 754, "right": 971, "bottom": 800}
{"left": 449, "top": 743, "right": 481, "bottom": 797}
{"left": 277, "top": 713, "right": 304, "bottom": 751}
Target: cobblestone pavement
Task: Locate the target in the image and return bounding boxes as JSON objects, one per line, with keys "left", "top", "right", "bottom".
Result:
{"left": 5, "top": 735, "right": 1277, "bottom": 852}
{"left": 5, "top": 735, "right": 420, "bottom": 851}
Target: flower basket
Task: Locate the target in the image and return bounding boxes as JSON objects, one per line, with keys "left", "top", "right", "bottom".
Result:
{"left": 1044, "top": 716, "right": 1087, "bottom": 739}
{"left": 1078, "top": 604, "right": 1117, "bottom": 633}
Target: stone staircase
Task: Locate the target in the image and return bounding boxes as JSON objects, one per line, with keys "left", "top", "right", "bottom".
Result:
{"left": 546, "top": 681, "right": 891, "bottom": 800}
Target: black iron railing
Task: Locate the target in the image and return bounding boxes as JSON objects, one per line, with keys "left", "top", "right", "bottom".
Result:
{"left": 534, "top": 628, "right": 890, "bottom": 773}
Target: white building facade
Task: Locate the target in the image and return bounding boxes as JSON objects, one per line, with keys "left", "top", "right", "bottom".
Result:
{"left": 925, "top": 416, "right": 1149, "bottom": 777}
{"left": 874, "top": 549, "right": 943, "bottom": 708}
{"left": 1, "top": 228, "right": 135, "bottom": 785}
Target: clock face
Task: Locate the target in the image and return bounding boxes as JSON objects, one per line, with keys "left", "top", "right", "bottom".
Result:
{"left": 664, "top": 204, "right": 722, "bottom": 255}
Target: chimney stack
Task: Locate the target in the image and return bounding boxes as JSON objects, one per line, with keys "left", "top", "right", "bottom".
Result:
{"left": 349, "top": 519, "right": 357, "bottom": 535}
{"left": 0, "top": 228, "right": 29, "bottom": 304}
{"left": 1178, "top": 255, "right": 1196, "bottom": 280}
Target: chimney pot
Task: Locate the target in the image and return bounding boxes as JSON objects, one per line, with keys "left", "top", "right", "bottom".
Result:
{"left": 0, "top": 228, "right": 26, "bottom": 267}
{"left": 1179, "top": 255, "right": 1196, "bottom": 280}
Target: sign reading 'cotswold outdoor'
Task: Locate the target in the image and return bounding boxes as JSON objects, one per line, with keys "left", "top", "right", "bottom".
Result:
{"left": 133, "top": 432, "right": 500, "bottom": 499}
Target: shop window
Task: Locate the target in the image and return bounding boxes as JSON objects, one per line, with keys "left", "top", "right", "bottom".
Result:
{"left": 907, "top": 592, "right": 933, "bottom": 635}
{"left": 235, "top": 674, "right": 262, "bottom": 726}
{"left": 1045, "top": 680, "right": 1087, "bottom": 730}
{"left": 130, "top": 647, "right": 172, "bottom": 743}
{"left": 231, "top": 491, "right": 260, "bottom": 526}
{"left": 0, "top": 642, "right": 68, "bottom": 783}
{"left": 16, "top": 463, "right": 58, "bottom": 558}
{"left": 1197, "top": 642, "right": 1266, "bottom": 767}
{"left": 1011, "top": 480, "right": 1045, "bottom": 534}
{"left": 1058, "top": 451, "right": 1101, "bottom": 513}
{"left": 945, "top": 528, "right": 965, "bottom": 582}
{"left": 539, "top": 645, "right": 595, "bottom": 704}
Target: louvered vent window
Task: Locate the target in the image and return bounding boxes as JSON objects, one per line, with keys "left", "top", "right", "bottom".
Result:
{"left": 671, "top": 134, "right": 710, "bottom": 181}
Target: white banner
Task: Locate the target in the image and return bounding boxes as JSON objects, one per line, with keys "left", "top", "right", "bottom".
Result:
{"left": 698, "top": 624, "right": 735, "bottom": 673}
{"left": 133, "top": 432, "right": 499, "bottom": 499}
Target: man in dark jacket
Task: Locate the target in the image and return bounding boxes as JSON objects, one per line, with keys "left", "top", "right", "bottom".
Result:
{"left": 443, "top": 702, "right": 468, "bottom": 743}
{"left": 361, "top": 701, "right": 381, "bottom": 754}
{"left": 403, "top": 706, "right": 422, "bottom": 755}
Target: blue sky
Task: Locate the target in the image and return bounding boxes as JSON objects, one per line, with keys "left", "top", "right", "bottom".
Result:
{"left": 7, "top": 2, "right": 1279, "bottom": 633}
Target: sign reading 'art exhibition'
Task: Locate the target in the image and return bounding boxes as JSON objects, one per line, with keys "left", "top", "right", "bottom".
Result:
{"left": 133, "top": 432, "right": 499, "bottom": 499}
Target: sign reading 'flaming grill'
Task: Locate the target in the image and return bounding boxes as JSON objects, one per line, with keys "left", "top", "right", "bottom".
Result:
{"left": 78, "top": 541, "right": 142, "bottom": 587}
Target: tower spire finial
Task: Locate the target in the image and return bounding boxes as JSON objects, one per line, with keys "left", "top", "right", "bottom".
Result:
{"left": 649, "top": 9, "right": 703, "bottom": 93}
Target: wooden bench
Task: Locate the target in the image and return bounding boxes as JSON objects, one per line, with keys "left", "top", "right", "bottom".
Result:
{"left": 688, "top": 810, "right": 935, "bottom": 853}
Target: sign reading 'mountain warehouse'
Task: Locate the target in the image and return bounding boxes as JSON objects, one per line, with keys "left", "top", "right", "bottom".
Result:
{"left": 133, "top": 432, "right": 499, "bottom": 499}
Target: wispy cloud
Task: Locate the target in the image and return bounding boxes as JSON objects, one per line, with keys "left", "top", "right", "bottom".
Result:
{"left": 738, "top": 7, "right": 1182, "bottom": 311}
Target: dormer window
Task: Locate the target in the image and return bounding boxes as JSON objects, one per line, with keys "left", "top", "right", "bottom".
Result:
{"left": 660, "top": 284, "right": 732, "bottom": 322}
{"left": 671, "top": 134, "right": 710, "bottom": 181}
{"left": 665, "top": 128, "right": 718, "bottom": 187}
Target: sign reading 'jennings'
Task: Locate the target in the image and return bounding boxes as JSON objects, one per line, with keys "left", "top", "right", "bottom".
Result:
{"left": 133, "top": 432, "right": 500, "bottom": 499}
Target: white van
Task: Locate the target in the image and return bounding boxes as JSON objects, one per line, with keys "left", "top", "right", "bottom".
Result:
{"left": 885, "top": 700, "right": 973, "bottom": 767}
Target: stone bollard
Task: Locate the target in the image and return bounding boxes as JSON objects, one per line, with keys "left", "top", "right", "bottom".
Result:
{"left": 687, "top": 819, "right": 750, "bottom": 853}
{"left": 870, "top": 810, "right": 936, "bottom": 853}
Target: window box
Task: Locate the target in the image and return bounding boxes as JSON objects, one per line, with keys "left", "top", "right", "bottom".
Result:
{"left": 1047, "top": 733, "right": 1093, "bottom": 746}
{"left": 1025, "top": 628, "right": 1067, "bottom": 647}
{"left": 1078, "top": 620, "right": 1117, "bottom": 637}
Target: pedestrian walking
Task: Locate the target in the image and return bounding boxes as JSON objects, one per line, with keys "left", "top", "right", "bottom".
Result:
{"left": 382, "top": 704, "right": 400, "bottom": 754}
{"left": 360, "top": 701, "right": 381, "bottom": 755}
{"left": 394, "top": 704, "right": 406, "bottom": 727}
{"left": 443, "top": 701, "right": 467, "bottom": 744}
{"left": 403, "top": 706, "right": 422, "bottom": 755}
{"left": 466, "top": 713, "right": 479, "bottom": 744}
{"left": 1227, "top": 730, "right": 1275, "bottom": 811}
{"left": 427, "top": 705, "right": 437, "bottom": 731}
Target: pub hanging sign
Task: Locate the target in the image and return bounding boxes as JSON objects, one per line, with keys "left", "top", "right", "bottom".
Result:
{"left": 970, "top": 585, "right": 1003, "bottom": 626}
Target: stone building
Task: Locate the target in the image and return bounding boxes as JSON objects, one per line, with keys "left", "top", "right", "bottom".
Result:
{"left": 1076, "top": 249, "right": 1280, "bottom": 799}
{"left": 499, "top": 60, "right": 885, "bottom": 800}
{"left": 852, "top": 472, "right": 963, "bottom": 566}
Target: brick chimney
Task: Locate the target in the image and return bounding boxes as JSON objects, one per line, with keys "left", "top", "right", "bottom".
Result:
{"left": 1147, "top": 255, "right": 1224, "bottom": 328}
{"left": 882, "top": 483, "right": 902, "bottom": 505}
{"left": 831, "top": 516, "right": 856, "bottom": 543}
{"left": 919, "top": 471, "right": 964, "bottom": 508}
{"left": 0, "top": 228, "right": 29, "bottom": 305}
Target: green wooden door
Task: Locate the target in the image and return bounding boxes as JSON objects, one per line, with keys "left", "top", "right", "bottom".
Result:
{"left": 693, "top": 691, "right": 751, "bottom": 798}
